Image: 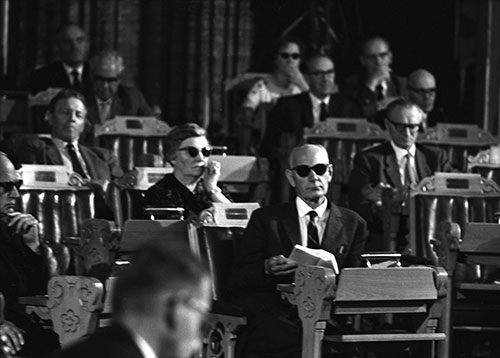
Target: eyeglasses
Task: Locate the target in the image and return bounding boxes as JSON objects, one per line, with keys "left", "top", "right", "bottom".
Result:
{"left": 291, "top": 164, "right": 331, "bottom": 177}
{"left": 363, "top": 51, "right": 390, "bottom": 60}
{"left": 0, "top": 181, "right": 22, "bottom": 193}
{"left": 178, "top": 146, "right": 213, "bottom": 158}
{"left": 408, "top": 86, "right": 436, "bottom": 96}
{"left": 387, "top": 118, "right": 421, "bottom": 133}
{"left": 279, "top": 52, "right": 300, "bottom": 60}
{"left": 308, "top": 69, "right": 335, "bottom": 76}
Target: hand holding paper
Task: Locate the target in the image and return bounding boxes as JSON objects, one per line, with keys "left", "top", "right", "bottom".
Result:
{"left": 288, "top": 245, "right": 339, "bottom": 275}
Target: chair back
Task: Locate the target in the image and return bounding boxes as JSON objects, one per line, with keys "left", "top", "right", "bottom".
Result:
{"left": 95, "top": 116, "right": 171, "bottom": 172}
{"left": 17, "top": 164, "right": 97, "bottom": 275}
{"left": 418, "top": 123, "right": 497, "bottom": 172}
{"left": 305, "top": 118, "right": 387, "bottom": 203}
{"left": 468, "top": 144, "right": 500, "bottom": 185}
{"left": 410, "top": 172, "right": 500, "bottom": 263}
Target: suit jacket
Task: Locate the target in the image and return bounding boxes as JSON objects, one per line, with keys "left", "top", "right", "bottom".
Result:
{"left": 23, "top": 61, "right": 92, "bottom": 94}
{"left": 84, "top": 84, "right": 153, "bottom": 126}
{"left": 340, "top": 72, "right": 407, "bottom": 117}
{"left": 16, "top": 137, "right": 123, "bottom": 181}
{"left": 228, "top": 201, "right": 367, "bottom": 313}
{"left": 52, "top": 324, "right": 143, "bottom": 358}
{"left": 261, "top": 91, "right": 362, "bottom": 156}
{"left": 348, "top": 141, "right": 454, "bottom": 225}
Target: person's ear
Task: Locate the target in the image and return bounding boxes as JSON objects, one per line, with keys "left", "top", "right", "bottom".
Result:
{"left": 164, "top": 297, "right": 177, "bottom": 330}
{"left": 327, "top": 165, "right": 334, "bottom": 182}
{"left": 285, "top": 169, "right": 296, "bottom": 188}
{"left": 359, "top": 55, "right": 367, "bottom": 67}
{"left": 45, "top": 112, "right": 53, "bottom": 127}
{"left": 387, "top": 51, "right": 393, "bottom": 65}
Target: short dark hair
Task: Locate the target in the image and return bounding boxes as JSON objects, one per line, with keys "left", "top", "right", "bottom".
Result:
{"left": 55, "top": 22, "right": 86, "bottom": 43}
{"left": 274, "top": 37, "right": 305, "bottom": 58}
{"left": 112, "top": 238, "right": 209, "bottom": 316}
{"left": 48, "top": 88, "right": 88, "bottom": 113}
{"left": 164, "top": 123, "right": 207, "bottom": 163}
{"left": 304, "top": 53, "right": 333, "bottom": 73}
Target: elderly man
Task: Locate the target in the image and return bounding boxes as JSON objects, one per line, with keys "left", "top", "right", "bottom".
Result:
{"left": 229, "top": 144, "right": 367, "bottom": 358}
{"left": 24, "top": 23, "right": 91, "bottom": 93}
{"left": 407, "top": 69, "right": 446, "bottom": 129}
{"left": 53, "top": 238, "right": 211, "bottom": 358}
{"left": 0, "top": 152, "right": 59, "bottom": 357}
{"left": 348, "top": 98, "right": 453, "bottom": 252}
{"left": 341, "top": 36, "right": 407, "bottom": 117}
{"left": 85, "top": 50, "right": 153, "bottom": 126}
{"left": 16, "top": 89, "right": 123, "bottom": 218}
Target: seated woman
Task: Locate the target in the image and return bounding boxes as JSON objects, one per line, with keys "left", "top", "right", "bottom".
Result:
{"left": 143, "top": 123, "right": 230, "bottom": 218}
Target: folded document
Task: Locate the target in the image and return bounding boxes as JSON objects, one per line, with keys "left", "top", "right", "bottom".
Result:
{"left": 288, "top": 244, "right": 339, "bottom": 275}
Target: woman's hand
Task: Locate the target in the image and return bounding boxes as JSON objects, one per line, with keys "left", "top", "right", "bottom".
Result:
{"left": 285, "top": 66, "right": 309, "bottom": 91}
{"left": 0, "top": 321, "right": 24, "bottom": 355}
{"left": 202, "top": 160, "right": 222, "bottom": 193}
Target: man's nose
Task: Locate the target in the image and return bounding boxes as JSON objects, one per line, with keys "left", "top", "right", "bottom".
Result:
{"left": 9, "top": 186, "right": 20, "bottom": 199}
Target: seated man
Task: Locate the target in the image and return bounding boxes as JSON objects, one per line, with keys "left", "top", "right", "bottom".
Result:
{"left": 348, "top": 98, "right": 454, "bottom": 252}
{"left": 407, "top": 69, "right": 447, "bottom": 130}
{"left": 340, "top": 36, "right": 407, "bottom": 118}
{"left": 0, "top": 152, "right": 59, "bottom": 357}
{"left": 53, "top": 238, "right": 211, "bottom": 358}
{"left": 16, "top": 89, "right": 124, "bottom": 219}
{"left": 229, "top": 144, "right": 367, "bottom": 358}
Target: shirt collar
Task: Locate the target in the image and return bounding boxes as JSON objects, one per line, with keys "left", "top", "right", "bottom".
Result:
{"left": 52, "top": 137, "right": 79, "bottom": 150}
{"left": 309, "top": 92, "right": 330, "bottom": 107}
{"left": 296, "top": 196, "right": 328, "bottom": 219}
{"left": 132, "top": 331, "right": 158, "bottom": 358}
{"left": 62, "top": 62, "right": 83, "bottom": 76}
{"left": 390, "top": 141, "right": 416, "bottom": 162}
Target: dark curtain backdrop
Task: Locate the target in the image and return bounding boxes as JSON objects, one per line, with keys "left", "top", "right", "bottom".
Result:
{"left": 6, "top": 0, "right": 253, "bottom": 138}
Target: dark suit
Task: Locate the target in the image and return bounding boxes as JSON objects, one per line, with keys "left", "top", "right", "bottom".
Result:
{"left": 340, "top": 72, "right": 407, "bottom": 117}
{"left": 229, "top": 201, "right": 367, "bottom": 358}
{"left": 52, "top": 324, "right": 143, "bottom": 358}
{"left": 16, "top": 137, "right": 123, "bottom": 181}
{"left": 23, "top": 61, "right": 91, "bottom": 94}
{"left": 348, "top": 141, "right": 453, "bottom": 251}
{"left": 261, "top": 92, "right": 362, "bottom": 156}
{"left": 84, "top": 84, "right": 153, "bottom": 126}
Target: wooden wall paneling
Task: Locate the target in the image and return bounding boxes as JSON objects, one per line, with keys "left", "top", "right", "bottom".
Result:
{"left": 115, "top": 0, "right": 140, "bottom": 87}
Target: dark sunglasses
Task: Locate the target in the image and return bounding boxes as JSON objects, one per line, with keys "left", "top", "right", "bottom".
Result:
{"left": 178, "top": 146, "right": 213, "bottom": 158}
{"left": 292, "top": 164, "right": 331, "bottom": 177}
{"left": 363, "top": 51, "right": 390, "bottom": 60}
{"left": 387, "top": 118, "right": 421, "bottom": 132}
{"left": 279, "top": 52, "right": 300, "bottom": 60}
{"left": 408, "top": 86, "right": 436, "bottom": 96}
{"left": 0, "top": 181, "right": 22, "bottom": 192}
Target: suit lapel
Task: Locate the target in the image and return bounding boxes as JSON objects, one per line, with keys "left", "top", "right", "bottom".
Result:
{"left": 301, "top": 92, "right": 314, "bottom": 128}
{"left": 45, "top": 141, "right": 64, "bottom": 165}
{"left": 321, "top": 204, "right": 342, "bottom": 252}
{"left": 79, "top": 145, "right": 99, "bottom": 179}
{"left": 281, "top": 204, "right": 302, "bottom": 246}
{"left": 415, "top": 146, "right": 432, "bottom": 180}
{"left": 382, "top": 144, "right": 402, "bottom": 188}
{"left": 56, "top": 62, "right": 72, "bottom": 88}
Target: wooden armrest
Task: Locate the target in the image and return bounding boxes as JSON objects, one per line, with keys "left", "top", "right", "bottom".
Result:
{"left": 18, "top": 295, "right": 48, "bottom": 306}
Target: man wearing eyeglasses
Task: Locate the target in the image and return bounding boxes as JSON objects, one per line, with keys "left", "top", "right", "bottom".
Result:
{"left": 84, "top": 50, "right": 153, "bottom": 126}
{"left": 348, "top": 98, "right": 453, "bottom": 252}
{"left": 0, "top": 152, "right": 59, "bottom": 357}
{"left": 407, "top": 69, "right": 447, "bottom": 130}
{"left": 341, "top": 36, "right": 407, "bottom": 118}
{"left": 54, "top": 238, "right": 211, "bottom": 358}
{"left": 229, "top": 144, "right": 366, "bottom": 358}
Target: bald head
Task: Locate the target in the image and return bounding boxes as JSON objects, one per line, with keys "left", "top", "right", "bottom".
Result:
{"left": 288, "top": 144, "right": 328, "bottom": 168}
{"left": 407, "top": 69, "right": 436, "bottom": 113}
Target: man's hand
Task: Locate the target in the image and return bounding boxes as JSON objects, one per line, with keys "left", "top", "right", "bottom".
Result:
{"left": 6, "top": 212, "right": 40, "bottom": 253}
{"left": 264, "top": 255, "right": 297, "bottom": 276}
{"left": 0, "top": 320, "right": 25, "bottom": 354}
{"left": 365, "top": 67, "right": 391, "bottom": 91}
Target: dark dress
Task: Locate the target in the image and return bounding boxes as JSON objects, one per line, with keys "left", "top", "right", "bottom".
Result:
{"left": 143, "top": 173, "right": 217, "bottom": 218}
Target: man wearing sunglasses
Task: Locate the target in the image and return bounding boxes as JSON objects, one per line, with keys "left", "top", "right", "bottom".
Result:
{"left": 340, "top": 36, "right": 407, "bottom": 118}
{"left": 229, "top": 144, "right": 367, "bottom": 358}
{"left": 82, "top": 50, "right": 153, "bottom": 139}
{"left": 407, "top": 69, "right": 447, "bottom": 130}
{"left": 0, "top": 152, "right": 59, "bottom": 357}
{"left": 348, "top": 98, "right": 453, "bottom": 252}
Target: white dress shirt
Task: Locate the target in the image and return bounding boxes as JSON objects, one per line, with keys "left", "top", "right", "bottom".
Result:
{"left": 390, "top": 141, "right": 417, "bottom": 185}
{"left": 295, "top": 196, "right": 329, "bottom": 246}
{"left": 308, "top": 93, "right": 330, "bottom": 126}
{"left": 52, "top": 137, "right": 90, "bottom": 177}
{"left": 62, "top": 62, "right": 83, "bottom": 86}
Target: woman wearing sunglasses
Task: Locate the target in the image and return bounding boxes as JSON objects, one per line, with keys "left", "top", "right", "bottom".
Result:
{"left": 238, "top": 37, "right": 309, "bottom": 155}
{"left": 144, "top": 123, "right": 230, "bottom": 218}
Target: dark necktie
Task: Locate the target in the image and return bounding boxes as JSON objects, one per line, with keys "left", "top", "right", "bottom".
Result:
{"left": 319, "top": 102, "right": 328, "bottom": 122}
{"left": 71, "top": 69, "right": 81, "bottom": 88}
{"left": 375, "top": 84, "right": 385, "bottom": 101}
{"left": 307, "top": 211, "right": 321, "bottom": 249}
{"left": 66, "top": 143, "right": 87, "bottom": 178}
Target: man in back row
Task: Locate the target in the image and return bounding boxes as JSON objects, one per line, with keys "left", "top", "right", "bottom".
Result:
{"left": 348, "top": 98, "right": 453, "bottom": 252}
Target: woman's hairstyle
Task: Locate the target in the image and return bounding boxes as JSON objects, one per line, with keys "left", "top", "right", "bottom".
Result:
{"left": 274, "top": 36, "right": 305, "bottom": 58}
{"left": 164, "top": 123, "right": 207, "bottom": 163}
